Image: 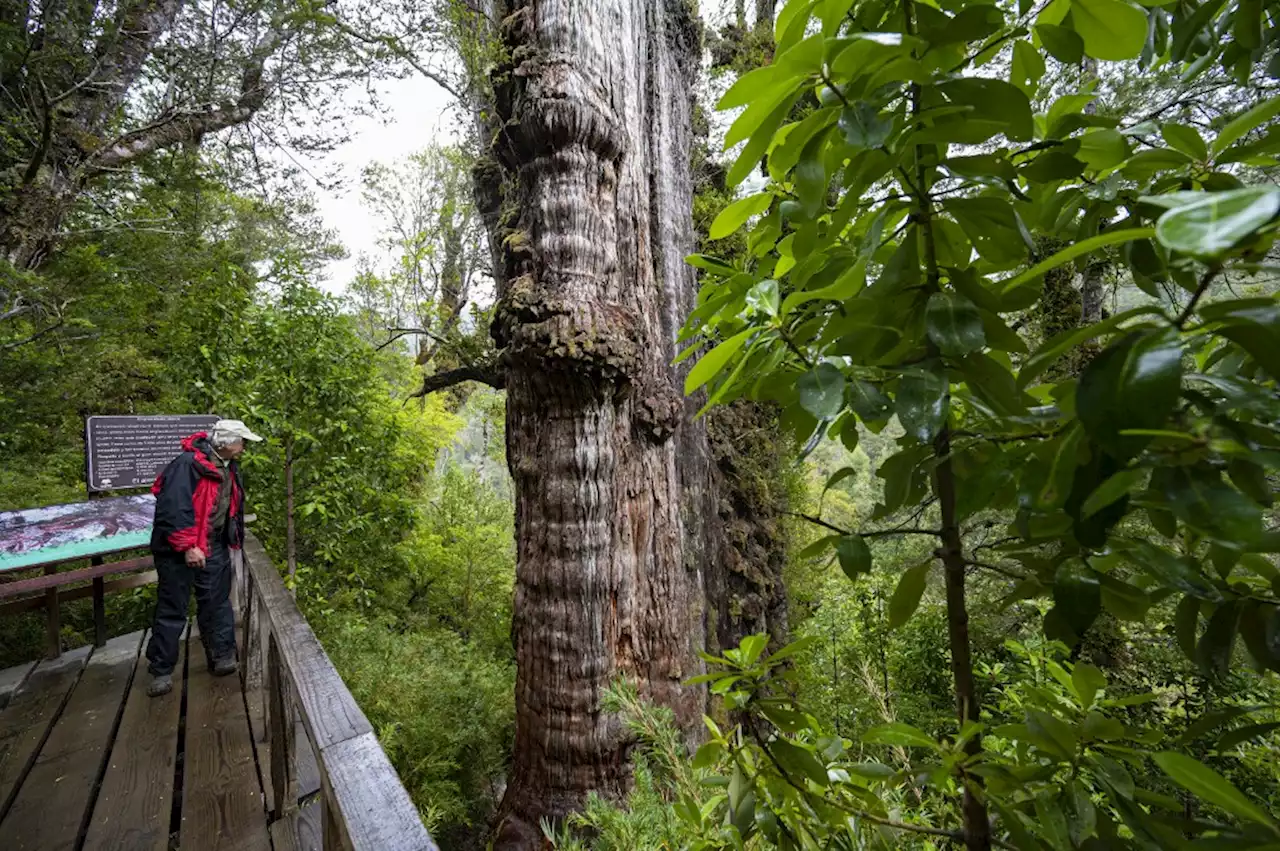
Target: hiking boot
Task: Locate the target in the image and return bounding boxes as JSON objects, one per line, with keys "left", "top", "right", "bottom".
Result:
{"left": 211, "top": 657, "right": 238, "bottom": 677}
{"left": 148, "top": 674, "right": 173, "bottom": 697}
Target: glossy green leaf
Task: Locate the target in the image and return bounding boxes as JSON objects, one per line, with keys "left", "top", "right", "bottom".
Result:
{"left": 798, "top": 363, "right": 846, "bottom": 419}
{"left": 709, "top": 193, "right": 773, "bottom": 241}
{"left": 1037, "top": 23, "right": 1085, "bottom": 63}
{"left": 837, "top": 534, "right": 872, "bottom": 580}
{"left": 863, "top": 722, "right": 937, "bottom": 749}
{"left": 1081, "top": 469, "right": 1145, "bottom": 518}
{"left": 1076, "top": 128, "right": 1130, "bottom": 170}
{"left": 926, "top": 292, "right": 986, "bottom": 357}
{"left": 1199, "top": 299, "right": 1280, "bottom": 380}
{"left": 1010, "top": 40, "right": 1046, "bottom": 95}
{"left": 1002, "top": 228, "right": 1156, "bottom": 294}
{"left": 888, "top": 560, "right": 931, "bottom": 629}
{"left": 1154, "top": 187, "right": 1280, "bottom": 257}
{"left": 847, "top": 379, "right": 893, "bottom": 422}
{"left": 1071, "top": 0, "right": 1149, "bottom": 60}
{"left": 840, "top": 102, "right": 893, "bottom": 149}
{"left": 944, "top": 197, "right": 1029, "bottom": 265}
{"left": 1153, "top": 752, "right": 1277, "bottom": 829}
{"left": 1211, "top": 95, "right": 1280, "bottom": 158}
{"left": 1127, "top": 540, "right": 1223, "bottom": 602}
{"left": 1077, "top": 330, "right": 1183, "bottom": 459}
{"left": 1161, "top": 123, "right": 1208, "bottom": 161}
{"left": 1017, "top": 305, "right": 1164, "bottom": 388}
{"left": 896, "top": 365, "right": 949, "bottom": 443}
{"left": 939, "top": 78, "right": 1034, "bottom": 142}
{"left": 1163, "top": 464, "right": 1263, "bottom": 545}
{"left": 685, "top": 329, "right": 754, "bottom": 395}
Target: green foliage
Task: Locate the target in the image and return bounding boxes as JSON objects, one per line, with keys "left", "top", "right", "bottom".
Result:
{"left": 319, "top": 613, "right": 515, "bottom": 837}
{"left": 679, "top": 0, "right": 1280, "bottom": 846}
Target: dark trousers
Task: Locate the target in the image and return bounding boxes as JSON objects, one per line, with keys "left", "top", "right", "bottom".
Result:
{"left": 146, "top": 539, "right": 235, "bottom": 676}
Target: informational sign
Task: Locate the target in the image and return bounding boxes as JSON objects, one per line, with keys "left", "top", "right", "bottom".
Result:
{"left": 0, "top": 494, "right": 155, "bottom": 572}
{"left": 85, "top": 415, "right": 218, "bottom": 492}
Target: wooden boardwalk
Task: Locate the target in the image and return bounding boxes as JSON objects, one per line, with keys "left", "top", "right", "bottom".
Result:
{"left": 0, "top": 627, "right": 289, "bottom": 851}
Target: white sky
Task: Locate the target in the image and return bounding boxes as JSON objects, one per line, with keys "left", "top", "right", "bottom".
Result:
{"left": 310, "top": 0, "right": 742, "bottom": 294}
{"left": 312, "top": 74, "right": 457, "bottom": 292}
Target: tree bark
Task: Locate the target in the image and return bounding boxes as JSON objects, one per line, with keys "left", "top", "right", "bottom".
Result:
{"left": 478, "top": 1, "right": 714, "bottom": 846}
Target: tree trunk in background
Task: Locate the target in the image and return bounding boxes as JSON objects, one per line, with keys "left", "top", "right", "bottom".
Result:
{"left": 1079, "top": 57, "right": 1106, "bottom": 326}
{"left": 477, "top": 2, "right": 715, "bottom": 846}
{"left": 755, "top": 0, "right": 777, "bottom": 31}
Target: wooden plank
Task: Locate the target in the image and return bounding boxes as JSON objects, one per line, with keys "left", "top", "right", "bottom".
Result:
{"left": 182, "top": 634, "right": 270, "bottom": 851}
{"left": 82, "top": 634, "right": 186, "bottom": 851}
{"left": 1, "top": 632, "right": 141, "bottom": 850}
{"left": 319, "top": 731, "right": 438, "bottom": 851}
{"left": 0, "top": 555, "right": 154, "bottom": 600}
{"left": 241, "top": 536, "right": 370, "bottom": 751}
{"left": 0, "top": 570, "right": 158, "bottom": 617}
{"left": 0, "top": 645, "right": 92, "bottom": 819}
{"left": 0, "top": 661, "right": 35, "bottom": 710}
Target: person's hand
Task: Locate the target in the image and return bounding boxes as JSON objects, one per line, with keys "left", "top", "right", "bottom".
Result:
{"left": 185, "top": 547, "right": 206, "bottom": 568}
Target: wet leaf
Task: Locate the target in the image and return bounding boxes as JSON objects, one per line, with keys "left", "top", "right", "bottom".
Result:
{"left": 798, "top": 363, "right": 846, "bottom": 419}
{"left": 926, "top": 292, "right": 986, "bottom": 357}
{"left": 896, "top": 365, "right": 949, "bottom": 443}
{"left": 1155, "top": 187, "right": 1280, "bottom": 257}
{"left": 1076, "top": 330, "right": 1182, "bottom": 460}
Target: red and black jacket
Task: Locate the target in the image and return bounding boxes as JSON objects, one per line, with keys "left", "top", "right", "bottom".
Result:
{"left": 150, "top": 432, "right": 245, "bottom": 555}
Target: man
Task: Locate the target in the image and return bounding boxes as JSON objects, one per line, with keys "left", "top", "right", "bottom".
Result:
{"left": 145, "top": 419, "right": 262, "bottom": 697}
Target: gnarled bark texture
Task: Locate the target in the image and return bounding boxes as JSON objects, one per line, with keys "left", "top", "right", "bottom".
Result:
{"left": 477, "top": 1, "right": 714, "bottom": 846}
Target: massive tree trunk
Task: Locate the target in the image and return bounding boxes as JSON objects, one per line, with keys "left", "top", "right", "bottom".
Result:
{"left": 475, "top": 1, "right": 714, "bottom": 845}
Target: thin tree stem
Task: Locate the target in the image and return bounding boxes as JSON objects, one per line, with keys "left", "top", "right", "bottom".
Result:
{"left": 904, "top": 0, "right": 991, "bottom": 845}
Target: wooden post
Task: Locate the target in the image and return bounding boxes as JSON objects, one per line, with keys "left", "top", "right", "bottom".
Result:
{"left": 92, "top": 575, "right": 106, "bottom": 647}
{"left": 43, "top": 563, "right": 60, "bottom": 659}
{"left": 323, "top": 792, "right": 344, "bottom": 851}
{"left": 268, "top": 632, "right": 298, "bottom": 820}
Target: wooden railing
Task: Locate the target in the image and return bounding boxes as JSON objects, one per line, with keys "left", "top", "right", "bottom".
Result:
{"left": 235, "top": 531, "right": 438, "bottom": 851}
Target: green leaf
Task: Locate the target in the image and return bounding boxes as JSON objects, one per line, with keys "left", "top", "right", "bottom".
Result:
{"left": 1010, "top": 40, "right": 1046, "bottom": 95}
{"left": 926, "top": 293, "right": 986, "bottom": 357}
{"left": 1082, "top": 469, "right": 1145, "bottom": 518}
{"left": 794, "top": 132, "right": 830, "bottom": 217}
{"left": 1017, "top": 305, "right": 1164, "bottom": 388}
{"left": 939, "top": 78, "right": 1034, "bottom": 142}
{"left": 1037, "top": 23, "right": 1085, "bottom": 63}
{"left": 944, "top": 198, "right": 1030, "bottom": 266}
{"left": 1212, "top": 95, "right": 1280, "bottom": 158}
{"left": 847, "top": 379, "right": 893, "bottom": 422}
{"left": 1001, "top": 228, "right": 1157, "bottom": 294}
{"left": 1199, "top": 299, "right": 1280, "bottom": 381}
{"left": 709, "top": 193, "right": 773, "bottom": 241}
{"left": 837, "top": 534, "right": 872, "bottom": 580}
{"left": 1099, "top": 574, "right": 1151, "bottom": 621}
{"left": 798, "top": 363, "right": 846, "bottom": 419}
{"left": 770, "top": 738, "right": 829, "bottom": 786}
{"left": 1163, "top": 465, "right": 1263, "bottom": 545}
{"left": 1153, "top": 752, "right": 1277, "bottom": 829}
{"left": 1161, "top": 123, "right": 1208, "bottom": 161}
{"left": 896, "top": 365, "right": 949, "bottom": 443}
{"left": 1076, "top": 128, "right": 1130, "bottom": 170}
{"left": 1155, "top": 187, "right": 1280, "bottom": 258}
{"left": 1071, "top": 0, "right": 1149, "bottom": 60}
{"left": 1218, "top": 722, "right": 1280, "bottom": 751}
{"left": 960, "top": 352, "right": 1032, "bottom": 416}
{"left": 797, "top": 534, "right": 839, "bottom": 560}
{"left": 685, "top": 329, "right": 755, "bottom": 395}
{"left": 1070, "top": 660, "right": 1111, "bottom": 706}
{"left": 1127, "top": 541, "right": 1223, "bottom": 602}
{"left": 863, "top": 722, "right": 937, "bottom": 749}
{"left": 1076, "top": 330, "right": 1182, "bottom": 460}
{"left": 727, "top": 94, "right": 802, "bottom": 187}
{"left": 840, "top": 102, "right": 893, "bottom": 149}
{"left": 1054, "top": 562, "right": 1101, "bottom": 638}
{"left": 888, "top": 561, "right": 931, "bottom": 629}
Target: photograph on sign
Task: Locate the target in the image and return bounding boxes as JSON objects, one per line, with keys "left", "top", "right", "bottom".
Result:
{"left": 0, "top": 494, "right": 156, "bottom": 571}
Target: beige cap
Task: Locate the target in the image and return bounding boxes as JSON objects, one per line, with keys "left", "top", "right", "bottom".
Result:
{"left": 213, "top": 419, "right": 264, "bottom": 442}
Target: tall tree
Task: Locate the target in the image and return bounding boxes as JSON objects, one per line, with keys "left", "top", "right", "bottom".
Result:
{"left": 463, "top": 1, "right": 715, "bottom": 845}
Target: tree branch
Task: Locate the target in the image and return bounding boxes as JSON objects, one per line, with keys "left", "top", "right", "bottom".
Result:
{"left": 407, "top": 362, "right": 504, "bottom": 402}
